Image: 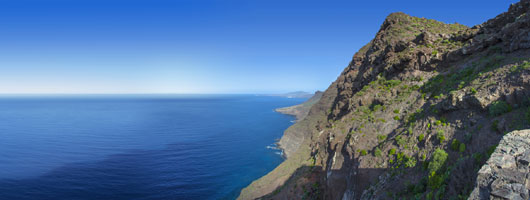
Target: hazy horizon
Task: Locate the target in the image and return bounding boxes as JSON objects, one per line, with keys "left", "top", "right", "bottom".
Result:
{"left": 0, "top": 0, "right": 518, "bottom": 94}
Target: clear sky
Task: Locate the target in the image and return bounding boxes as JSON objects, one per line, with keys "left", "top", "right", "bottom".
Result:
{"left": 0, "top": 0, "right": 519, "bottom": 94}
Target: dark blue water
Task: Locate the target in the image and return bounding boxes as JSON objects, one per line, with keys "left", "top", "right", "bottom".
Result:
{"left": 0, "top": 94, "right": 304, "bottom": 200}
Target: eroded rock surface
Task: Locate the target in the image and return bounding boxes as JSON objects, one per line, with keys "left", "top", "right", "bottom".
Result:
{"left": 469, "top": 130, "right": 530, "bottom": 200}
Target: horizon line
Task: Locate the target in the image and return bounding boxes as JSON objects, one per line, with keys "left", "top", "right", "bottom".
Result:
{"left": 0, "top": 92, "right": 315, "bottom": 95}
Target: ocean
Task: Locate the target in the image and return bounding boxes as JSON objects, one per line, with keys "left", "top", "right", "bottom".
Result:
{"left": 0, "top": 94, "right": 305, "bottom": 200}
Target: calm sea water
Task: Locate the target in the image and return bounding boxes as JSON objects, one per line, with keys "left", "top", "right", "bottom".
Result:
{"left": 0, "top": 94, "right": 304, "bottom": 200}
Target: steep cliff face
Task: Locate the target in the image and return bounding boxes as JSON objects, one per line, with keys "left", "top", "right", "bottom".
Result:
{"left": 240, "top": 1, "right": 530, "bottom": 199}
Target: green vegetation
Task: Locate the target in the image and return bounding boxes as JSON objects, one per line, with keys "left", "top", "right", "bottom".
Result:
{"left": 509, "top": 60, "right": 530, "bottom": 73}
{"left": 422, "top": 55, "right": 506, "bottom": 98}
{"left": 450, "top": 139, "right": 461, "bottom": 151}
{"left": 394, "top": 116, "right": 400, "bottom": 120}
{"left": 372, "top": 104, "right": 383, "bottom": 112}
{"left": 432, "top": 50, "right": 438, "bottom": 56}
{"left": 395, "top": 135, "right": 406, "bottom": 147}
{"left": 404, "top": 157, "right": 417, "bottom": 168}
{"left": 406, "top": 109, "right": 424, "bottom": 124}
{"left": 418, "top": 134, "right": 425, "bottom": 141}
{"left": 459, "top": 143, "right": 466, "bottom": 153}
{"left": 393, "top": 109, "right": 400, "bottom": 114}
{"left": 360, "top": 149, "right": 368, "bottom": 156}
{"left": 428, "top": 149, "right": 448, "bottom": 174}
{"left": 436, "top": 130, "right": 445, "bottom": 143}
{"left": 428, "top": 149, "right": 448, "bottom": 189}
{"left": 374, "top": 147, "right": 382, "bottom": 157}
{"left": 489, "top": 100, "right": 512, "bottom": 116}
{"left": 435, "top": 120, "right": 442, "bottom": 126}
{"left": 390, "top": 152, "right": 417, "bottom": 169}
{"left": 358, "top": 77, "right": 402, "bottom": 96}
{"left": 389, "top": 148, "right": 396, "bottom": 155}
{"left": 407, "top": 127, "right": 413, "bottom": 135}
{"left": 377, "top": 135, "right": 387, "bottom": 142}
{"left": 470, "top": 87, "right": 477, "bottom": 94}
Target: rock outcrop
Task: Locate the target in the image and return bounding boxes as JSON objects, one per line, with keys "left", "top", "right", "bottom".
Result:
{"left": 469, "top": 129, "right": 530, "bottom": 200}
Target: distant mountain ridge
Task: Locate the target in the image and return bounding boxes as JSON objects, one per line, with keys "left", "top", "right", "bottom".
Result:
{"left": 268, "top": 91, "right": 315, "bottom": 99}
{"left": 275, "top": 91, "right": 324, "bottom": 121}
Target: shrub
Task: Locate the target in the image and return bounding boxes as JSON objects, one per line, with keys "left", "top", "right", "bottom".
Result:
{"left": 377, "top": 135, "right": 387, "bottom": 142}
{"left": 393, "top": 109, "right": 400, "bottom": 114}
{"left": 372, "top": 104, "right": 383, "bottom": 112}
{"left": 428, "top": 171, "right": 445, "bottom": 189}
{"left": 435, "top": 120, "right": 442, "bottom": 126}
{"left": 394, "top": 116, "right": 400, "bottom": 120}
{"left": 470, "top": 87, "right": 477, "bottom": 94}
{"left": 418, "top": 134, "right": 425, "bottom": 141}
{"left": 389, "top": 148, "right": 396, "bottom": 155}
{"left": 426, "top": 191, "right": 433, "bottom": 200}
{"left": 459, "top": 143, "right": 466, "bottom": 153}
{"left": 374, "top": 147, "right": 382, "bottom": 157}
{"left": 396, "top": 135, "right": 406, "bottom": 147}
{"left": 489, "top": 100, "right": 512, "bottom": 116}
{"left": 427, "top": 149, "right": 449, "bottom": 190}
{"left": 428, "top": 149, "right": 448, "bottom": 174}
{"left": 405, "top": 157, "right": 417, "bottom": 168}
{"left": 360, "top": 149, "right": 367, "bottom": 156}
{"left": 436, "top": 130, "right": 445, "bottom": 143}
{"left": 451, "top": 139, "right": 460, "bottom": 151}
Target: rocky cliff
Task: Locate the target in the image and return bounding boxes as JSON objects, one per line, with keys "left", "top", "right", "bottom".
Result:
{"left": 239, "top": 1, "right": 530, "bottom": 199}
{"left": 469, "top": 129, "right": 530, "bottom": 200}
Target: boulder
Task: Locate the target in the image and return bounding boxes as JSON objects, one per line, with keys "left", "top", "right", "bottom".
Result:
{"left": 469, "top": 130, "right": 530, "bottom": 200}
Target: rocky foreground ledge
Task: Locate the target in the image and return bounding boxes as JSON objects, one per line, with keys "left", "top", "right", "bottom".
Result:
{"left": 469, "top": 129, "right": 530, "bottom": 200}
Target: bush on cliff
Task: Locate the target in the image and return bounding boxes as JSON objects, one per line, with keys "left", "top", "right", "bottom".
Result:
{"left": 489, "top": 100, "right": 511, "bottom": 116}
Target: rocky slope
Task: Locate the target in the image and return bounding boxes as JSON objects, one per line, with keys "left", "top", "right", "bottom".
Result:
{"left": 239, "top": 1, "right": 530, "bottom": 199}
{"left": 469, "top": 129, "right": 530, "bottom": 200}
{"left": 276, "top": 91, "right": 323, "bottom": 121}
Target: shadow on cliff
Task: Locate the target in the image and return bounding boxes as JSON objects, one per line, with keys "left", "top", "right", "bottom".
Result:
{"left": 257, "top": 164, "right": 389, "bottom": 200}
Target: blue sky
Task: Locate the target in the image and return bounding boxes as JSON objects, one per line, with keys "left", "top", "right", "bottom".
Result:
{"left": 0, "top": 0, "right": 519, "bottom": 94}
